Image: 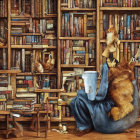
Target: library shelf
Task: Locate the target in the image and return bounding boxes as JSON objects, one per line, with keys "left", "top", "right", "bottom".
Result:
{"left": 61, "top": 8, "right": 96, "bottom": 11}
{"left": 62, "top": 117, "right": 75, "bottom": 122}
{"left": 135, "top": 63, "right": 140, "bottom": 67}
{"left": 35, "top": 89, "right": 64, "bottom": 93}
{"left": 100, "top": 7, "right": 140, "bottom": 11}
{"left": 59, "top": 37, "right": 96, "bottom": 40}
{"left": 0, "top": 70, "right": 21, "bottom": 74}
{"left": 11, "top": 33, "right": 42, "bottom": 36}
{"left": 61, "top": 64, "right": 95, "bottom": 68}
{"left": 100, "top": 40, "right": 140, "bottom": 43}
{"left": 0, "top": 45, "right": 8, "bottom": 48}
{"left": 11, "top": 45, "right": 56, "bottom": 49}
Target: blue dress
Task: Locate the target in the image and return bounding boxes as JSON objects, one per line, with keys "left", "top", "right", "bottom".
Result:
{"left": 70, "top": 63, "right": 139, "bottom": 133}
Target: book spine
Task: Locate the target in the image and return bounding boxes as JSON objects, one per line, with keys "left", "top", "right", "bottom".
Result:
{"left": 120, "top": 43, "right": 124, "bottom": 63}
{"left": 130, "top": 14, "right": 134, "bottom": 40}
{"left": 127, "top": 15, "right": 131, "bottom": 39}
{"left": 22, "top": 49, "right": 25, "bottom": 72}
{"left": 85, "top": 41, "right": 89, "bottom": 65}
{"left": 3, "top": 48, "right": 6, "bottom": 70}
{"left": 124, "top": 43, "right": 128, "bottom": 61}
{"left": 120, "top": 15, "right": 124, "bottom": 40}
{"left": 127, "top": 43, "right": 131, "bottom": 61}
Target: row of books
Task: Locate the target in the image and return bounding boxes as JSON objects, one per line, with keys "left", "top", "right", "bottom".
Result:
{"left": 0, "top": 0, "right": 7, "bottom": 17}
{"left": 32, "top": 0, "right": 57, "bottom": 17}
{"left": 102, "top": 42, "right": 140, "bottom": 63}
{"left": 11, "top": 18, "right": 57, "bottom": 34}
{"left": 61, "top": 40, "right": 96, "bottom": 65}
{"left": 36, "top": 75, "right": 57, "bottom": 89}
{"left": 62, "top": 69, "right": 84, "bottom": 92}
{"left": 100, "top": 0, "right": 140, "bottom": 7}
{"left": 11, "top": 36, "right": 57, "bottom": 46}
{"left": 11, "top": 49, "right": 56, "bottom": 73}
{"left": 61, "top": 12, "right": 96, "bottom": 37}
{"left": 11, "top": 0, "right": 57, "bottom": 17}
{"left": 102, "top": 13, "right": 140, "bottom": 40}
{"left": 0, "top": 19, "right": 7, "bottom": 40}
{"left": 61, "top": 0, "right": 96, "bottom": 8}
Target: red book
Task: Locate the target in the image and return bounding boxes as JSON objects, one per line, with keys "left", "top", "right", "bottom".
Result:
{"left": 35, "top": 20, "right": 39, "bottom": 33}
{"left": 127, "top": 0, "right": 131, "bottom": 7}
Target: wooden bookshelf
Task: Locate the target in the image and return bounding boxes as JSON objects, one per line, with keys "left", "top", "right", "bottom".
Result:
{"left": 35, "top": 89, "right": 64, "bottom": 93}
{"left": 100, "top": 40, "right": 140, "bottom": 43}
{"left": 61, "top": 64, "right": 95, "bottom": 68}
{"left": 100, "top": 7, "right": 140, "bottom": 11}
{"left": 61, "top": 8, "right": 96, "bottom": 11}
{"left": 59, "top": 37, "right": 96, "bottom": 40}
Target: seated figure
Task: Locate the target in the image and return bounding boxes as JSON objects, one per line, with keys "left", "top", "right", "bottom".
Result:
{"left": 70, "top": 62, "right": 139, "bottom": 134}
{"left": 70, "top": 26, "right": 139, "bottom": 135}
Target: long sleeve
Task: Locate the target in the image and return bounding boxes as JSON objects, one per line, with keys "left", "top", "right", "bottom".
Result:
{"left": 95, "top": 63, "right": 109, "bottom": 101}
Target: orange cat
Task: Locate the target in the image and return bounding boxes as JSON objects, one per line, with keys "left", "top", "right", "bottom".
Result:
{"left": 108, "top": 61, "right": 135, "bottom": 121}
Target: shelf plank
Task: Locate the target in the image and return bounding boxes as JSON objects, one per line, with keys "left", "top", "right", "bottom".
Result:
{"left": 11, "top": 45, "right": 56, "bottom": 49}
{"left": 135, "top": 63, "right": 140, "bottom": 67}
{"left": 61, "top": 8, "right": 96, "bottom": 11}
{"left": 35, "top": 89, "right": 64, "bottom": 93}
{"left": 11, "top": 45, "right": 32, "bottom": 48}
{"left": 0, "top": 70, "right": 21, "bottom": 74}
{"left": 61, "top": 64, "right": 95, "bottom": 68}
{"left": 11, "top": 14, "right": 57, "bottom": 18}
{"left": 59, "top": 92, "right": 77, "bottom": 96}
{"left": 59, "top": 37, "right": 96, "bottom": 40}
{"left": 62, "top": 117, "right": 75, "bottom": 122}
{"left": 0, "top": 45, "right": 8, "bottom": 48}
{"left": 100, "top": 40, "right": 140, "bottom": 43}
{"left": 100, "top": 7, "right": 140, "bottom": 11}
{"left": 17, "top": 72, "right": 57, "bottom": 75}
{"left": 11, "top": 33, "right": 42, "bottom": 36}
{"left": 0, "top": 111, "right": 10, "bottom": 115}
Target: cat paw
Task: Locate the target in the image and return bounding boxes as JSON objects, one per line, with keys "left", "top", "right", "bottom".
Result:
{"left": 110, "top": 107, "right": 121, "bottom": 121}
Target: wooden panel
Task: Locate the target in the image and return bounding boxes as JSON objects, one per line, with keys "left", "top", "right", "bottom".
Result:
{"left": 8, "top": 0, "right": 11, "bottom": 70}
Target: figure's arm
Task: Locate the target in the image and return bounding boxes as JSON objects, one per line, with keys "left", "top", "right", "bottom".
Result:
{"left": 95, "top": 63, "right": 109, "bottom": 101}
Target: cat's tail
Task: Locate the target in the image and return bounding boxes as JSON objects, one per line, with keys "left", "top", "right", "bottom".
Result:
{"left": 95, "top": 80, "right": 139, "bottom": 134}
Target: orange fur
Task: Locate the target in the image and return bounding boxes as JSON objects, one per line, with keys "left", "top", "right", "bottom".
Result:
{"left": 108, "top": 60, "right": 135, "bottom": 121}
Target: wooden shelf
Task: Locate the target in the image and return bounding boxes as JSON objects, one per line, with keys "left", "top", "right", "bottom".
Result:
{"left": 100, "top": 40, "right": 140, "bottom": 43}
{"left": 61, "top": 8, "right": 96, "bottom": 11}
{"left": 0, "top": 70, "right": 21, "bottom": 74}
{"left": 11, "top": 14, "right": 57, "bottom": 18}
{"left": 33, "top": 14, "right": 57, "bottom": 18}
{"left": 48, "top": 97, "right": 59, "bottom": 100}
{"left": 135, "top": 63, "right": 140, "bottom": 67}
{"left": 17, "top": 72, "right": 57, "bottom": 76}
{"left": 0, "top": 46, "right": 8, "bottom": 48}
{"left": 11, "top": 45, "right": 56, "bottom": 49}
{"left": 61, "top": 64, "right": 95, "bottom": 68}
{"left": 100, "top": 7, "right": 140, "bottom": 11}
{"left": 35, "top": 89, "right": 64, "bottom": 93}
{"left": 0, "top": 111, "right": 10, "bottom": 115}
{"left": 62, "top": 117, "right": 75, "bottom": 122}
{"left": 59, "top": 37, "right": 96, "bottom": 40}
{"left": 11, "top": 33, "right": 42, "bottom": 36}
{"left": 11, "top": 45, "right": 32, "bottom": 49}
{"left": 59, "top": 92, "right": 77, "bottom": 97}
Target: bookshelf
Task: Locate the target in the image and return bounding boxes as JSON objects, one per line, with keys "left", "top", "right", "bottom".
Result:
{"left": 57, "top": 0, "right": 97, "bottom": 122}
{"left": 98, "top": 0, "right": 140, "bottom": 91}
{"left": 0, "top": 0, "right": 139, "bottom": 127}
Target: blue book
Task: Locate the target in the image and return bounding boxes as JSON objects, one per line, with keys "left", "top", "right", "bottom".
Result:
{"left": 127, "top": 15, "right": 131, "bottom": 39}
{"left": 76, "top": 51, "right": 86, "bottom": 54}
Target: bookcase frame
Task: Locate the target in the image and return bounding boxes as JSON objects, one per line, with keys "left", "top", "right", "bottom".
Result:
{"left": 0, "top": 0, "right": 139, "bottom": 123}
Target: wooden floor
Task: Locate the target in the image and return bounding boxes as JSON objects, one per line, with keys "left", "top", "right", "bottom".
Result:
{"left": 1, "top": 122, "right": 140, "bottom": 140}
